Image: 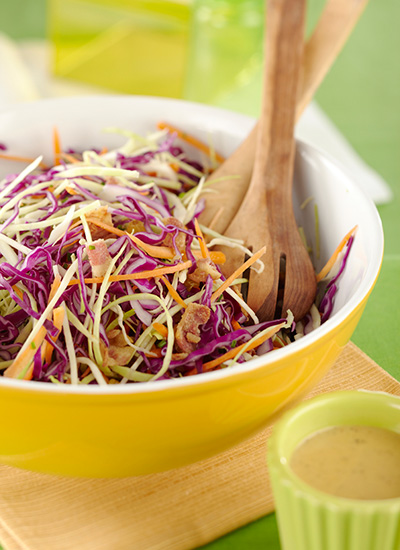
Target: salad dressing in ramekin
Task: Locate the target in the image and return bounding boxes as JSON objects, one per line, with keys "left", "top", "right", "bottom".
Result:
{"left": 290, "top": 425, "right": 400, "bottom": 500}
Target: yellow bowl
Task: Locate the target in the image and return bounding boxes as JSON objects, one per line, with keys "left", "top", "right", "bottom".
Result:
{"left": 0, "top": 96, "right": 383, "bottom": 477}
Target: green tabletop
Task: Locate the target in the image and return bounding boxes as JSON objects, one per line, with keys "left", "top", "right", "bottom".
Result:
{"left": 0, "top": 0, "right": 399, "bottom": 548}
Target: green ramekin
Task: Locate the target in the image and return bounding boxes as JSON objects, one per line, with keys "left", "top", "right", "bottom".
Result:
{"left": 268, "top": 390, "right": 400, "bottom": 550}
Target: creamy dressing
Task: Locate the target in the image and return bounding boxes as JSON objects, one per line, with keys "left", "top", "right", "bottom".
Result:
{"left": 290, "top": 425, "right": 400, "bottom": 500}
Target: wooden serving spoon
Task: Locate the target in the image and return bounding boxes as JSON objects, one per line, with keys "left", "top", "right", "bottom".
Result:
{"left": 218, "top": 0, "right": 315, "bottom": 322}
{"left": 199, "top": 0, "right": 369, "bottom": 235}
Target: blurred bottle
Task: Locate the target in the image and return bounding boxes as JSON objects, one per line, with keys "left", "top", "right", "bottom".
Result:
{"left": 184, "top": 0, "right": 264, "bottom": 114}
{"left": 49, "top": 0, "right": 264, "bottom": 114}
{"left": 50, "top": 0, "right": 191, "bottom": 98}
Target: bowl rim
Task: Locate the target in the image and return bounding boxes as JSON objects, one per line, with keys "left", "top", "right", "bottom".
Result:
{"left": 0, "top": 95, "right": 384, "bottom": 395}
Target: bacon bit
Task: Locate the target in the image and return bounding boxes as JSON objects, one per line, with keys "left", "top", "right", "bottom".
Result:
{"left": 86, "top": 239, "right": 112, "bottom": 278}
{"left": 172, "top": 352, "right": 188, "bottom": 361}
{"left": 188, "top": 257, "right": 221, "bottom": 284}
{"left": 100, "top": 329, "right": 136, "bottom": 368}
{"left": 162, "top": 217, "right": 186, "bottom": 255}
{"left": 175, "top": 303, "right": 210, "bottom": 353}
{"left": 105, "top": 176, "right": 121, "bottom": 186}
{"left": 86, "top": 207, "right": 113, "bottom": 239}
{"left": 126, "top": 220, "right": 145, "bottom": 234}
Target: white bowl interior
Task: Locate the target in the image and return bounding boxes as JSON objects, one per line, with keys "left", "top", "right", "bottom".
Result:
{"left": 0, "top": 95, "right": 383, "bottom": 391}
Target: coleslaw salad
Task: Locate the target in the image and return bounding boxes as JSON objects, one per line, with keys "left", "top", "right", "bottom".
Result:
{"left": 0, "top": 124, "right": 355, "bottom": 384}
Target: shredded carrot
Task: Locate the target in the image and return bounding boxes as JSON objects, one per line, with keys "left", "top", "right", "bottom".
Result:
{"left": 42, "top": 306, "right": 65, "bottom": 364}
{"left": 60, "top": 153, "right": 80, "bottom": 164}
{"left": 81, "top": 366, "right": 91, "bottom": 379}
{"left": 231, "top": 319, "right": 242, "bottom": 331}
{"left": 66, "top": 219, "right": 85, "bottom": 235}
{"left": 194, "top": 218, "right": 210, "bottom": 259}
{"left": 40, "top": 279, "right": 63, "bottom": 364}
{"left": 209, "top": 251, "right": 226, "bottom": 265}
{"left": 187, "top": 322, "right": 286, "bottom": 375}
{"left": 161, "top": 275, "right": 187, "bottom": 309}
{"left": 157, "top": 122, "right": 225, "bottom": 164}
{"left": 61, "top": 153, "right": 81, "bottom": 165}
{"left": 99, "top": 147, "right": 108, "bottom": 155}
{"left": 71, "top": 218, "right": 225, "bottom": 264}
{"left": 65, "top": 186, "right": 81, "bottom": 196}
{"left": 186, "top": 250, "right": 226, "bottom": 265}
{"left": 48, "top": 275, "right": 61, "bottom": 303}
{"left": 6, "top": 274, "right": 66, "bottom": 377}
{"left": 61, "top": 239, "right": 80, "bottom": 256}
{"left": 0, "top": 153, "right": 47, "bottom": 169}
{"left": 4, "top": 326, "right": 47, "bottom": 380}
{"left": 211, "top": 246, "right": 266, "bottom": 303}
{"left": 53, "top": 127, "right": 62, "bottom": 166}
{"left": 152, "top": 322, "right": 168, "bottom": 339}
{"left": 316, "top": 226, "right": 357, "bottom": 282}
{"left": 144, "top": 347, "right": 163, "bottom": 358}
{"left": 84, "top": 218, "right": 176, "bottom": 260}
{"left": 127, "top": 233, "right": 175, "bottom": 260}
{"left": 68, "top": 260, "right": 192, "bottom": 286}
{"left": 12, "top": 285, "right": 24, "bottom": 300}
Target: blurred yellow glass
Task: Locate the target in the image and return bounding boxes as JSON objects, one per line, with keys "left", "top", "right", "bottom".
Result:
{"left": 49, "top": 0, "right": 264, "bottom": 108}
{"left": 49, "top": 0, "right": 191, "bottom": 98}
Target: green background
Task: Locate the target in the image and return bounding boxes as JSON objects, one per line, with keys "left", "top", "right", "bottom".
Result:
{"left": 0, "top": 0, "right": 399, "bottom": 548}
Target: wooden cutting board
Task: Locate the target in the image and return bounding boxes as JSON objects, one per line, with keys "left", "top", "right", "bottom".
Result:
{"left": 0, "top": 342, "right": 399, "bottom": 550}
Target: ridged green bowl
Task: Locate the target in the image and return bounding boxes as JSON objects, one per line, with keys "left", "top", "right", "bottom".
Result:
{"left": 268, "top": 390, "right": 400, "bottom": 550}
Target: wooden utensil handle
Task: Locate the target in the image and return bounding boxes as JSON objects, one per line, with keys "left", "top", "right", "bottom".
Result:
{"left": 251, "top": 0, "right": 305, "bottom": 196}
{"left": 245, "top": 0, "right": 370, "bottom": 160}
{"left": 200, "top": 0, "right": 369, "bottom": 236}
